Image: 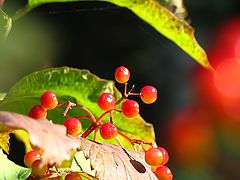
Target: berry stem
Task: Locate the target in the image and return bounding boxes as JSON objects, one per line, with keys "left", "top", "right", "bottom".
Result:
{"left": 118, "top": 131, "right": 153, "bottom": 149}
{"left": 115, "top": 97, "right": 125, "bottom": 106}
{"left": 63, "top": 101, "right": 76, "bottom": 118}
{"left": 110, "top": 111, "right": 113, "bottom": 123}
{"left": 115, "top": 83, "right": 140, "bottom": 106}
{"left": 124, "top": 82, "right": 128, "bottom": 96}
{"left": 82, "top": 123, "right": 98, "bottom": 138}
{"left": 75, "top": 115, "right": 92, "bottom": 121}
{"left": 94, "top": 128, "right": 98, "bottom": 141}
{"left": 128, "top": 92, "right": 141, "bottom": 96}
{"left": 76, "top": 104, "right": 96, "bottom": 123}
{"left": 118, "top": 131, "right": 135, "bottom": 149}
{"left": 96, "top": 109, "right": 113, "bottom": 124}
{"left": 115, "top": 137, "right": 124, "bottom": 148}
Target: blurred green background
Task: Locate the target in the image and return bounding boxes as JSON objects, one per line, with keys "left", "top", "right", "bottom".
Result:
{"left": 1, "top": 0, "right": 240, "bottom": 179}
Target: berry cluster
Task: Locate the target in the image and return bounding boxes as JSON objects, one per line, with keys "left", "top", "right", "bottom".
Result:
{"left": 26, "top": 66, "right": 172, "bottom": 179}
{"left": 24, "top": 149, "right": 82, "bottom": 179}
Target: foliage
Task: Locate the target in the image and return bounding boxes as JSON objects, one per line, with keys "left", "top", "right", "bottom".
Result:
{"left": 1, "top": 0, "right": 210, "bottom": 68}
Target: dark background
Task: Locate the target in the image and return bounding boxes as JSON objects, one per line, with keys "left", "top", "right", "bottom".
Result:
{"left": 2, "top": 0, "right": 240, "bottom": 179}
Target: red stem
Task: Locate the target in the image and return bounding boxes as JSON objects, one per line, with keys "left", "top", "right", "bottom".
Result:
{"left": 76, "top": 104, "right": 96, "bottom": 123}
{"left": 63, "top": 101, "right": 76, "bottom": 117}
{"left": 118, "top": 131, "right": 133, "bottom": 143}
{"left": 82, "top": 123, "right": 98, "bottom": 138}
{"left": 75, "top": 115, "right": 91, "bottom": 121}
{"left": 118, "top": 131, "right": 153, "bottom": 149}
{"left": 94, "top": 128, "right": 98, "bottom": 141}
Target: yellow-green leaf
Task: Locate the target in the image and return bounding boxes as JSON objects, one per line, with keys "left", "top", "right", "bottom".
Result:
{"left": 125, "top": 0, "right": 210, "bottom": 68}
{"left": 0, "top": 9, "right": 12, "bottom": 39}
{"left": 0, "top": 130, "right": 11, "bottom": 154}
{"left": 25, "top": 0, "right": 210, "bottom": 68}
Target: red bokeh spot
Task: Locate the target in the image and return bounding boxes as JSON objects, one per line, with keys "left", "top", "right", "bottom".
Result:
{"left": 165, "top": 106, "right": 214, "bottom": 167}
{"left": 214, "top": 59, "right": 240, "bottom": 98}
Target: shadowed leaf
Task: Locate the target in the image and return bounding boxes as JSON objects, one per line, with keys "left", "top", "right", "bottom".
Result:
{"left": 75, "top": 138, "right": 157, "bottom": 180}
{"left": 0, "top": 111, "right": 81, "bottom": 166}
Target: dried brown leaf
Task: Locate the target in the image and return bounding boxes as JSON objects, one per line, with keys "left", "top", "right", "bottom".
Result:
{"left": 0, "top": 111, "right": 81, "bottom": 166}
{"left": 78, "top": 138, "right": 158, "bottom": 180}
{"left": 0, "top": 111, "right": 157, "bottom": 179}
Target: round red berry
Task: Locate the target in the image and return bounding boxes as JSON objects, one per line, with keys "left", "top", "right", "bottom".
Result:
{"left": 121, "top": 100, "right": 139, "bottom": 118}
{"left": 155, "top": 166, "right": 173, "bottom": 180}
{"left": 97, "top": 93, "right": 116, "bottom": 111}
{"left": 40, "top": 91, "right": 58, "bottom": 110}
{"left": 100, "top": 122, "right": 118, "bottom": 139}
{"left": 28, "top": 105, "right": 47, "bottom": 119}
{"left": 114, "top": 66, "right": 130, "bottom": 83}
{"left": 145, "top": 147, "right": 164, "bottom": 166}
{"left": 31, "top": 160, "right": 48, "bottom": 177}
{"left": 64, "top": 118, "right": 82, "bottom": 137}
{"left": 158, "top": 147, "right": 169, "bottom": 165}
{"left": 65, "top": 172, "right": 82, "bottom": 180}
{"left": 24, "top": 150, "right": 41, "bottom": 168}
{"left": 140, "top": 85, "right": 158, "bottom": 104}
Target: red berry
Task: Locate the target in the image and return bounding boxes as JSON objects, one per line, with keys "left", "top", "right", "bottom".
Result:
{"left": 140, "top": 86, "right": 158, "bottom": 104}
{"left": 40, "top": 91, "right": 58, "bottom": 110}
{"left": 155, "top": 166, "right": 173, "bottom": 180}
{"left": 121, "top": 100, "right": 139, "bottom": 118}
{"left": 24, "top": 150, "right": 41, "bottom": 168}
{"left": 97, "top": 93, "right": 116, "bottom": 111}
{"left": 158, "top": 147, "right": 169, "bottom": 165}
{"left": 28, "top": 105, "right": 47, "bottom": 119}
{"left": 64, "top": 118, "right": 82, "bottom": 137}
{"left": 31, "top": 160, "right": 48, "bottom": 177}
{"left": 100, "top": 122, "right": 118, "bottom": 139}
{"left": 145, "top": 147, "right": 164, "bottom": 166}
{"left": 65, "top": 172, "right": 82, "bottom": 180}
{"left": 114, "top": 66, "right": 130, "bottom": 83}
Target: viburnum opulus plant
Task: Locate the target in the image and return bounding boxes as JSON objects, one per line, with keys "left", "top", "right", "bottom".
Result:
{"left": 21, "top": 66, "right": 172, "bottom": 179}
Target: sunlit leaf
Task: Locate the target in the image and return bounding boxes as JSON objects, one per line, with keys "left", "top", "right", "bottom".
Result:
{"left": 0, "top": 149, "right": 31, "bottom": 180}
{"left": 0, "top": 9, "right": 12, "bottom": 39}
{"left": 25, "top": 0, "right": 210, "bottom": 68}
{"left": 0, "top": 67, "right": 156, "bottom": 150}
{"left": 0, "top": 93, "right": 6, "bottom": 100}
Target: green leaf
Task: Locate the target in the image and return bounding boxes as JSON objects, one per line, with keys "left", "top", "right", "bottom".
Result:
{"left": 0, "top": 93, "right": 6, "bottom": 100}
{"left": 70, "top": 151, "right": 96, "bottom": 177}
{"left": 0, "top": 9, "right": 12, "bottom": 39}
{"left": 0, "top": 67, "right": 155, "bottom": 150}
{"left": 0, "top": 149, "right": 31, "bottom": 180}
{"left": 25, "top": 0, "right": 210, "bottom": 68}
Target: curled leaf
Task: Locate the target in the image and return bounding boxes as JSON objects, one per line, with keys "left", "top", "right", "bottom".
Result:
{"left": 0, "top": 111, "right": 157, "bottom": 179}
{"left": 0, "top": 130, "right": 11, "bottom": 154}
{"left": 0, "top": 111, "right": 81, "bottom": 166}
{"left": 76, "top": 138, "right": 157, "bottom": 180}
{"left": 25, "top": 0, "right": 210, "bottom": 68}
{"left": 118, "top": 0, "right": 209, "bottom": 68}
